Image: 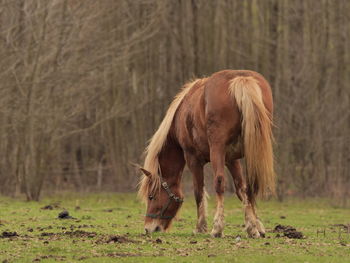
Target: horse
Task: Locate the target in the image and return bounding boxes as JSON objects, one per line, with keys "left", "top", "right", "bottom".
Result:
{"left": 138, "top": 70, "right": 275, "bottom": 238}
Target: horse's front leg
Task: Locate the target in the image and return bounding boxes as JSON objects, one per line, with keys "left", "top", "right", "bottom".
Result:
{"left": 185, "top": 153, "right": 207, "bottom": 233}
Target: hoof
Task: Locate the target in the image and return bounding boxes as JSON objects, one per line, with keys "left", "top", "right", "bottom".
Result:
{"left": 245, "top": 222, "right": 261, "bottom": 238}
{"left": 193, "top": 227, "right": 207, "bottom": 234}
{"left": 245, "top": 217, "right": 266, "bottom": 238}
{"left": 256, "top": 219, "right": 266, "bottom": 237}
{"left": 194, "top": 221, "right": 208, "bottom": 234}
{"left": 210, "top": 230, "right": 223, "bottom": 238}
{"left": 247, "top": 228, "right": 260, "bottom": 238}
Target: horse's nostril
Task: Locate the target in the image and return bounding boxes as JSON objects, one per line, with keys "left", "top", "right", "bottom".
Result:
{"left": 154, "top": 226, "right": 161, "bottom": 232}
{"left": 145, "top": 228, "right": 149, "bottom": 234}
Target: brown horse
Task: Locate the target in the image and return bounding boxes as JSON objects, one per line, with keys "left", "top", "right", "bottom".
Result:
{"left": 138, "top": 70, "right": 275, "bottom": 238}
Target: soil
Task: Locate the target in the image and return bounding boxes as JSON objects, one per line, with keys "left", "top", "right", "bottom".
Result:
{"left": 0, "top": 220, "right": 9, "bottom": 226}
{"left": 32, "top": 255, "right": 66, "bottom": 262}
{"left": 331, "top": 224, "right": 350, "bottom": 231}
{"left": 94, "top": 234, "right": 138, "bottom": 244}
{"left": 58, "top": 211, "right": 75, "bottom": 219}
{"left": 41, "top": 203, "right": 60, "bottom": 210}
{"left": 1, "top": 231, "right": 18, "bottom": 238}
{"left": 274, "top": 224, "right": 296, "bottom": 232}
{"left": 64, "top": 230, "right": 97, "bottom": 238}
{"left": 273, "top": 224, "right": 304, "bottom": 239}
{"left": 107, "top": 235, "right": 137, "bottom": 243}
{"left": 41, "top": 232, "right": 55, "bottom": 237}
{"left": 106, "top": 252, "right": 141, "bottom": 257}
{"left": 40, "top": 230, "right": 97, "bottom": 238}
{"left": 41, "top": 205, "right": 53, "bottom": 210}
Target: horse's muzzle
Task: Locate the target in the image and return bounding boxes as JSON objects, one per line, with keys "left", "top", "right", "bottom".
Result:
{"left": 145, "top": 225, "right": 162, "bottom": 234}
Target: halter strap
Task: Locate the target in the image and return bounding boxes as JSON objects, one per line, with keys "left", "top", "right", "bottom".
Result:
{"left": 145, "top": 169, "right": 183, "bottom": 220}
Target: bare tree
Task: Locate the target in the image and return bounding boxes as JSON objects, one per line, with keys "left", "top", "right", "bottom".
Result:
{"left": 0, "top": 0, "right": 348, "bottom": 203}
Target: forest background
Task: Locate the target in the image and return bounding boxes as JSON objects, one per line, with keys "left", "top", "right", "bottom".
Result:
{"left": 0, "top": 0, "right": 349, "bottom": 204}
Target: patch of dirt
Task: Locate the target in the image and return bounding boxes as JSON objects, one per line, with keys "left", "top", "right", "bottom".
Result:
{"left": 331, "top": 224, "right": 350, "bottom": 231}
{"left": 106, "top": 252, "right": 141, "bottom": 257}
{"left": 274, "top": 224, "right": 295, "bottom": 232}
{"left": 0, "top": 220, "right": 9, "bottom": 226}
{"left": 1, "top": 231, "right": 18, "bottom": 238}
{"left": 40, "top": 230, "right": 97, "bottom": 239}
{"left": 41, "top": 203, "right": 60, "bottom": 210}
{"left": 41, "top": 232, "right": 55, "bottom": 237}
{"left": 284, "top": 230, "right": 303, "bottom": 239}
{"left": 37, "top": 226, "right": 53, "bottom": 232}
{"left": 58, "top": 224, "right": 95, "bottom": 231}
{"left": 41, "top": 205, "right": 53, "bottom": 210}
{"left": 58, "top": 210, "right": 75, "bottom": 219}
{"left": 273, "top": 224, "right": 304, "bottom": 239}
{"left": 96, "top": 235, "right": 138, "bottom": 244}
{"left": 64, "top": 230, "right": 97, "bottom": 238}
{"left": 32, "top": 255, "right": 66, "bottom": 262}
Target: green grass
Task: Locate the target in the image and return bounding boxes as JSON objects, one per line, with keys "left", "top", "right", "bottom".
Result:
{"left": 0, "top": 193, "right": 349, "bottom": 263}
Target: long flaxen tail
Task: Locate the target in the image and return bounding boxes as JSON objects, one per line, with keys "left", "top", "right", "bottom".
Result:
{"left": 229, "top": 76, "right": 275, "bottom": 203}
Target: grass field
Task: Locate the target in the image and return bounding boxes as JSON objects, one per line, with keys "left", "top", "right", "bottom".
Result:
{"left": 0, "top": 193, "right": 349, "bottom": 263}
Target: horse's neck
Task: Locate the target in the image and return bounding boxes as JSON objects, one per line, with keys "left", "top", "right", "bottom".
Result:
{"left": 158, "top": 137, "right": 185, "bottom": 184}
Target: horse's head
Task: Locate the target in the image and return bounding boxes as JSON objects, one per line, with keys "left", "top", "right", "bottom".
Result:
{"left": 140, "top": 168, "right": 183, "bottom": 234}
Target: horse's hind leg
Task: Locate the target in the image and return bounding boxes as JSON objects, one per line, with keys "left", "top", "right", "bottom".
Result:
{"left": 226, "top": 159, "right": 265, "bottom": 238}
{"left": 208, "top": 142, "right": 226, "bottom": 237}
{"left": 185, "top": 153, "right": 207, "bottom": 233}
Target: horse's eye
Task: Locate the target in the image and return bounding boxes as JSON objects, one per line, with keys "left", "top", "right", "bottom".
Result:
{"left": 148, "top": 195, "right": 154, "bottom": 200}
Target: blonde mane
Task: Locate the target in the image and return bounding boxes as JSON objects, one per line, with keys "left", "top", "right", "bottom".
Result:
{"left": 138, "top": 79, "right": 200, "bottom": 202}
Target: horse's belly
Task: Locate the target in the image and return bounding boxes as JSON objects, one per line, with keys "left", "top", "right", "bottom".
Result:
{"left": 192, "top": 129, "right": 210, "bottom": 159}
{"left": 226, "top": 139, "right": 243, "bottom": 159}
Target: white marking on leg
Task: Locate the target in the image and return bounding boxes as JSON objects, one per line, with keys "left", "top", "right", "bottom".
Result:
{"left": 211, "top": 195, "right": 224, "bottom": 237}
{"left": 256, "top": 218, "right": 266, "bottom": 236}
{"left": 243, "top": 198, "right": 260, "bottom": 238}
{"left": 196, "top": 189, "right": 208, "bottom": 233}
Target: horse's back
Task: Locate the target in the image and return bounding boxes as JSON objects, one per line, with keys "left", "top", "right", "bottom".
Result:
{"left": 174, "top": 70, "right": 272, "bottom": 162}
{"left": 205, "top": 70, "right": 272, "bottom": 112}
{"left": 204, "top": 70, "right": 273, "bottom": 134}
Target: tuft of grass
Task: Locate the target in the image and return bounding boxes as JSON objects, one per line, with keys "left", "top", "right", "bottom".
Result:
{"left": 0, "top": 193, "right": 349, "bottom": 263}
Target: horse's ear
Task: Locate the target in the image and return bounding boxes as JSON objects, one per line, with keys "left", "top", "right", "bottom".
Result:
{"left": 140, "top": 168, "right": 152, "bottom": 177}
{"left": 129, "top": 162, "right": 152, "bottom": 177}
